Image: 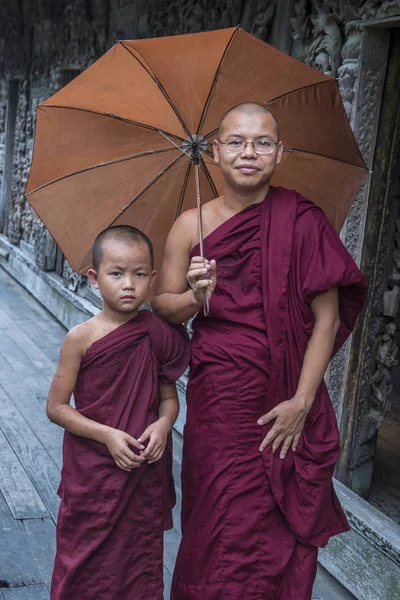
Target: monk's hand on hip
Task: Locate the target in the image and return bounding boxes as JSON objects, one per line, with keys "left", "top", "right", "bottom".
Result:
{"left": 105, "top": 428, "right": 145, "bottom": 471}
{"left": 187, "top": 256, "right": 217, "bottom": 304}
{"left": 257, "top": 397, "right": 311, "bottom": 459}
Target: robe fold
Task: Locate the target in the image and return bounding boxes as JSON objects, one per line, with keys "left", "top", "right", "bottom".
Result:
{"left": 51, "top": 311, "right": 190, "bottom": 600}
{"left": 171, "top": 186, "right": 367, "bottom": 600}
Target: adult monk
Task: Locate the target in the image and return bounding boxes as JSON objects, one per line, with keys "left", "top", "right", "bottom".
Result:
{"left": 152, "top": 103, "right": 367, "bottom": 600}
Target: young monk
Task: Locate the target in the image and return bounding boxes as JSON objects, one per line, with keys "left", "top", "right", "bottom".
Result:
{"left": 47, "top": 225, "right": 189, "bottom": 600}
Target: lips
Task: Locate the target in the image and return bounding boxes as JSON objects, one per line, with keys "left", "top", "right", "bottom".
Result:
{"left": 235, "top": 164, "right": 260, "bottom": 173}
{"left": 120, "top": 296, "right": 135, "bottom": 300}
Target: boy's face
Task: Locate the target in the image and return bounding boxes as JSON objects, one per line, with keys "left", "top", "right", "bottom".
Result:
{"left": 88, "top": 239, "right": 156, "bottom": 315}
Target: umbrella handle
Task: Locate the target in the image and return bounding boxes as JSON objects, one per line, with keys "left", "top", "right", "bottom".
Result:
{"left": 194, "top": 163, "right": 210, "bottom": 317}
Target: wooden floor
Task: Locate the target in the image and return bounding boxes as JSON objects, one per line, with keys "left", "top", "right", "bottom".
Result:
{"left": 0, "top": 266, "right": 354, "bottom": 599}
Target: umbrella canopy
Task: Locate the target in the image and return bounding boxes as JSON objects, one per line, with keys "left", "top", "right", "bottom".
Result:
{"left": 25, "top": 27, "right": 367, "bottom": 275}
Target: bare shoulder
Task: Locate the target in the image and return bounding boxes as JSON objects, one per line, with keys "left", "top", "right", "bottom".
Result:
{"left": 164, "top": 208, "right": 198, "bottom": 255}
{"left": 172, "top": 198, "right": 223, "bottom": 246}
{"left": 63, "top": 318, "right": 97, "bottom": 356}
{"left": 172, "top": 208, "right": 197, "bottom": 237}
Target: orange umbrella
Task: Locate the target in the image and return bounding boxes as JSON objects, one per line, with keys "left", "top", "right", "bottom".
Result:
{"left": 25, "top": 27, "right": 367, "bottom": 275}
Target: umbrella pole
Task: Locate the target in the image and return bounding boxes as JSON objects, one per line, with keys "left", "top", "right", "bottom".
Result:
{"left": 194, "top": 162, "right": 209, "bottom": 316}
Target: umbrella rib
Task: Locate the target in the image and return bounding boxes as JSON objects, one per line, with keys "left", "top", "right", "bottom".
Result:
{"left": 73, "top": 154, "right": 186, "bottom": 273}
{"left": 201, "top": 80, "right": 344, "bottom": 141}
{"left": 261, "top": 79, "right": 338, "bottom": 110}
{"left": 120, "top": 42, "right": 191, "bottom": 139}
{"left": 175, "top": 162, "right": 193, "bottom": 220}
{"left": 200, "top": 144, "right": 367, "bottom": 171}
{"left": 25, "top": 147, "right": 179, "bottom": 197}
{"left": 39, "top": 104, "right": 187, "bottom": 143}
{"left": 281, "top": 147, "right": 368, "bottom": 170}
{"left": 200, "top": 159, "right": 219, "bottom": 198}
{"left": 196, "top": 26, "right": 239, "bottom": 137}
{"left": 158, "top": 130, "right": 193, "bottom": 161}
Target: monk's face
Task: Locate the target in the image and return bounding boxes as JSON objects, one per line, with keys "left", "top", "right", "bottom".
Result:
{"left": 88, "top": 240, "right": 156, "bottom": 316}
{"left": 213, "top": 110, "right": 283, "bottom": 193}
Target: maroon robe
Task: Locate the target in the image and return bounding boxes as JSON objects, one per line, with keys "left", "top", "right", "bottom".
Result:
{"left": 51, "top": 311, "right": 189, "bottom": 600}
{"left": 171, "top": 187, "right": 367, "bottom": 600}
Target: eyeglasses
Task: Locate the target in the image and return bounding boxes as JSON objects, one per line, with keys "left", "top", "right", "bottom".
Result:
{"left": 218, "top": 138, "right": 279, "bottom": 155}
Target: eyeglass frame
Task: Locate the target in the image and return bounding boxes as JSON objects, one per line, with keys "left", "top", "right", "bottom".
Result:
{"left": 217, "top": 137, "right": 280, "bottom": 155}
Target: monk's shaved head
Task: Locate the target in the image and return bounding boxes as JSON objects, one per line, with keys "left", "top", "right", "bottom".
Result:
{"left": 218, "top": 102, "right": 280, "bottom": 140}
{"left": 92, "top": 225, "right": 154, "bottom": 271}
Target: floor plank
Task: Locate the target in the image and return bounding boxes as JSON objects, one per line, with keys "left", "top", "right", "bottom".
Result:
{"left": 0, "top": 493, "right": 44, "bottom": 588}
{"left": 0, "top": 391, "right": 60, "bottom": 521}
{"left": 163, "top": 528, "right": 182, "bottom": 575}
{"left": 20, "top": 518, "right": 56, "bottom": 590}
{"left": 0, "top": 357, "right": 62, "bottom": 469}
{"left": 0, "top": 427, "right": 48, "bottom": 520}
{"left": 17, "top": 320, "right": 65, "bottom": 363}
{"left": 1, "top": 323, "right": 57, "bottom": 378}
{"left": 163, "top": 566, "right": 172, "bottom": 599}
{"left": 0, "top": 332, "right": 51, "bottom": 398}
{"left": 1, "top": 585, "right": 49, "bottom": 600}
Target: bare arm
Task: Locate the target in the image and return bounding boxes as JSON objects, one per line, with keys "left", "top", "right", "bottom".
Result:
{"left": 138, "top": 382, "right": 179, "bottom": 463}
{"left": 152, "top": 212, "right": 216, "bottom": 323}
{"left": 294, "top": 288, "right": 340, "bottom": 406}
{"left": 258, "top": 288, "right": 340, "bottom": 458}
{"left": 47, "top": 329, "right": 145, "bottom": 470}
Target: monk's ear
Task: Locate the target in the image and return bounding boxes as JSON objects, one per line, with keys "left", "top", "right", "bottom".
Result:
{"left": 87, "top": 268, "right": 99, "bottom": 289}
{"left": 149, "top": 270, "right": 157, "bottom": 287}
{"left": 213, "top": 138, "right": 220, "bottom": 164}
{"left": 276, "top": 141, "right": 284, "bottom": 165}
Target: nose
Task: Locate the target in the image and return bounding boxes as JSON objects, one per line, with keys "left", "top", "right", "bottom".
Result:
{"left": 240, "top": 141, "right": 257, "bottom": 159}
{"left": 122, "top": 275, "right": 135, "bottom": 290}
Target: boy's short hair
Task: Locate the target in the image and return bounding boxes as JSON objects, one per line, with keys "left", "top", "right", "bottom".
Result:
{"left": 92, "top": 225, "right": 154, "bottom": 271}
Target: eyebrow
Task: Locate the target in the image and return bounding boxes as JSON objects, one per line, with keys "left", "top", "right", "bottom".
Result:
{"left": 225, "top": 133, "right": 275, "bottom": 139}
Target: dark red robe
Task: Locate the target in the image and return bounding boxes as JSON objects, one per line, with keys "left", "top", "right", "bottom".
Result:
{"left": 51, "top": 311, "right": 189, "bottom": 600}
{"left": 171, "top": 187, "right": 367, "bottom": 600}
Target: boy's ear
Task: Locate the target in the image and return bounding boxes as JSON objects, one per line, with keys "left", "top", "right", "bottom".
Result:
{"left": 149, "top": 270, "right": 157, "bottom": 287}
{"left": 87, "top": 268, "right": 99, "bottom": 288}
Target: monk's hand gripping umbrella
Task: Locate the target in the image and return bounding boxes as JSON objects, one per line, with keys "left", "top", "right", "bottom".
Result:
{"left": 25, "top": 26, "right": 367, "bottom": 298}
{"left": 158, "top": 130, "right": 210, "bottom": 315}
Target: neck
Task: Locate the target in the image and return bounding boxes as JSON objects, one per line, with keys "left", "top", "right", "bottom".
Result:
{"left": 221, "top": 183, "right": 270, "bottom": 215}
{"left": 101, "top": 303, "right": 139, "bottom": 325}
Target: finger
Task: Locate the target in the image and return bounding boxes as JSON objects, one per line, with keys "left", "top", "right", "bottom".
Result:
{"left": 142, "top": 435, "right": 157, "bottom": 458}
{"left": 147, "top": 440, "right": 164, "bottom": 460}
{"left": 115, "top": 458, "right": 132, "bottom": 471}
{"left": 279, "top": 437, "right": 293, "bottom": 459}
{"left": 137, "top": 429, "right": 151, "bottom": 444}
{"left": 292, "top": 433, "right": 301, "bottom": 452}
{"left": 121, "top": 446, "right": 139, "bottom": 462}
{"left": 123, "top": 450, "right": 145, "bottom": 466}
{"left": 259, "top": 427, "right": 278, "bottom": 451}
{"left": 257, "top": 410, "right": 277, "bottom": 426}
{"left": 148, "top": 454, "right": 162, "bottom": 464}
{"left": 194, "top": 280, "right": 212, "bottom": 290}
{"left": 148, "top": 446, "right": 165, "bottom": 463}
{"left": 191, "top": 256, "right": 209, "bottom": 263}
{"left": 126, "top": 434, "right": 145, "bottom": 450}
{"left": 188, "top": 266, "right": 209, "bottom": 276}
{"left": 272, "top": 434, "right": 286, "bottom": 454}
